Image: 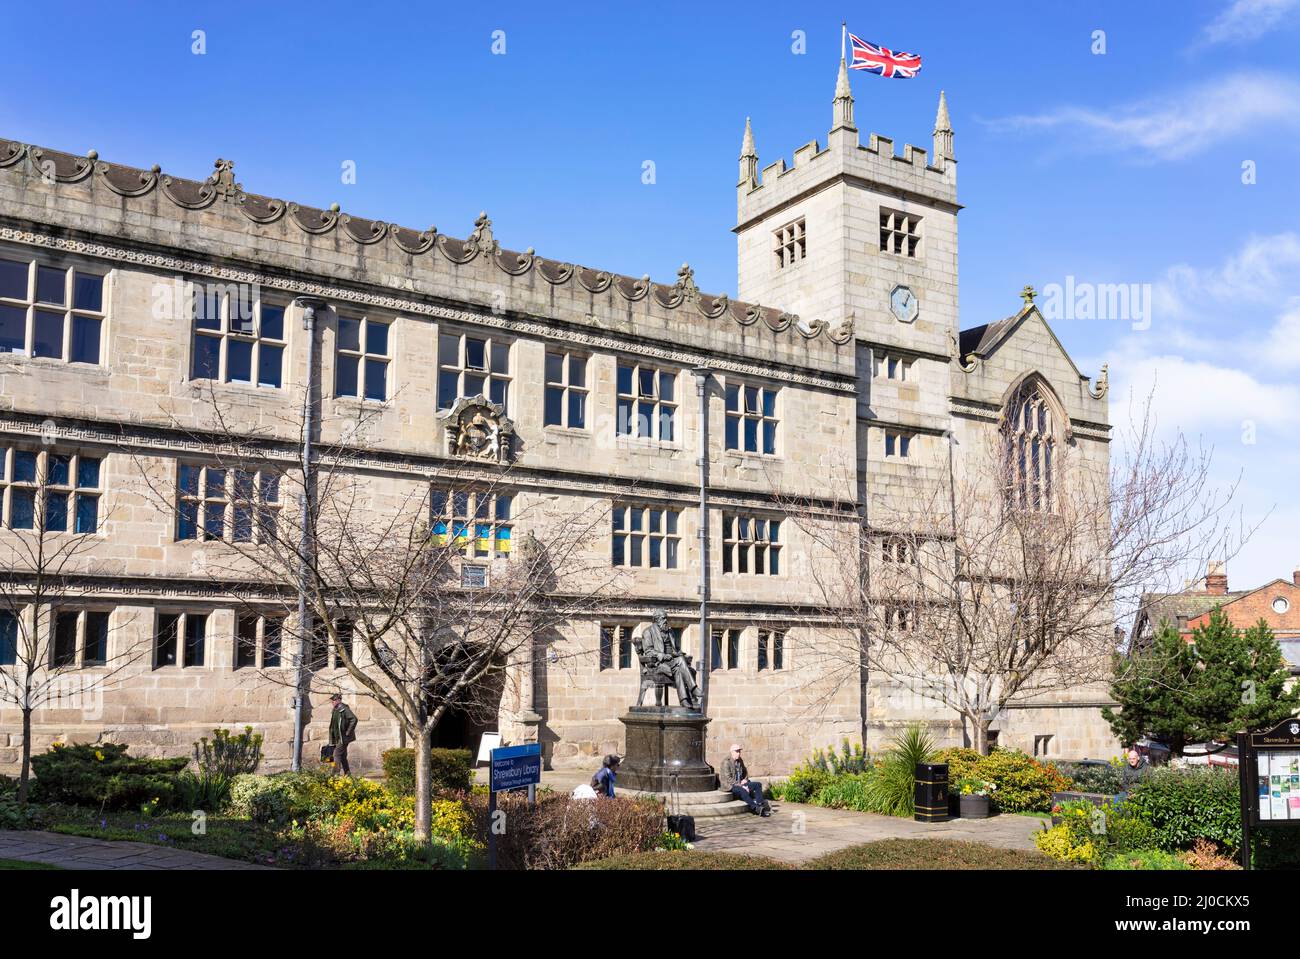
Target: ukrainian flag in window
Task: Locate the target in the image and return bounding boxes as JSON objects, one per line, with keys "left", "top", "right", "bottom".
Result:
{"left": 496, "top": 525, "right": 512, "bottom": 554}
{"left": 432, "top": 519, "right": 448, "bottom": 546}
{"left": 475, "top": 523, "right": 493, "bottom": 554}
{"left": 453, "top": 521, "right": 468, "bottom": 544}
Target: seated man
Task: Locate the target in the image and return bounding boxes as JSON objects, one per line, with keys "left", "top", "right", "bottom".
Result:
{"left": 639, "top": 611, "right": 700, "bottom": 709}
{"left": 1120, "top": 747, "right": 1151, "bottom": 790}
{"left": 722, "top": 743, "right": 771, "bottom": 816}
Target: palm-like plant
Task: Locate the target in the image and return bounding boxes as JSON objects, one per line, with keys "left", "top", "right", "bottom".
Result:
{"left": 866, "top": 724, "right": 937, "bottom": 817}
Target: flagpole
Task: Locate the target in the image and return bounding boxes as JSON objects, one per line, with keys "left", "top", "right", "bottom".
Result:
{"left": 841, "top": 20, "right": 846, "bottom": 60}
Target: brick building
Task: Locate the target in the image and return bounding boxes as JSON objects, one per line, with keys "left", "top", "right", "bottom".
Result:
{"left": 1135, "top": 561, "right": 1300, "bottom": 672}
{"left": 0, "top": 60, "right": 1118, "bottom": 776}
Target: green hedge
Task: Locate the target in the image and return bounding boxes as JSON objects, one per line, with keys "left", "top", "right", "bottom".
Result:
{"left": 228, "top": 773, "right": 306, "bottom": 825}
{"left": 381, "top": 748, "right": 474, "bottom": 796}
{"left": 1102, "top": 848, "right": 1190, "bottom": 870}
{"left": 810, "top": 772, "right": 876, "bottom": 811}
{"left": 770, "top": 766, "right": 834, "bottom": 804}
{"left": 1123, "top": 767, "right": 1241, "bottom": 853}
{"left": 30, "top": 743, "right": 189, "bottom": 810}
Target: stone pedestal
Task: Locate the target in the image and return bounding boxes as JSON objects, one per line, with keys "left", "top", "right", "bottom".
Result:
{"left": 619, "top": 706, "right": 716, "bottom": 792}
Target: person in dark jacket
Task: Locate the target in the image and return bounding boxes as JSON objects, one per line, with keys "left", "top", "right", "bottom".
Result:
{"left": 328, "top": 693, "right": 358, "bottom": 776}
{"left": 592, "top": 754, "right": 621, "bottom": 797}
{"left": 1120, "top": 747, "right": 1150, "bottom": 790}
{"left": 722, "top": 743, "right": 771, "bottom": 816}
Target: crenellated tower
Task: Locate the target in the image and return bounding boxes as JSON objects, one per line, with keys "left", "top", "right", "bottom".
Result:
{"left": 734, "top": 63, "right": 962, "bottom": 565}
{"left": 735, "top": 65, "right": 959, "bottom": 360}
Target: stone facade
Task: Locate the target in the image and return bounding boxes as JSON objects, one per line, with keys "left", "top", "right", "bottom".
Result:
{"left": 0, "top": 65, "right": 1119, "bottom": 779}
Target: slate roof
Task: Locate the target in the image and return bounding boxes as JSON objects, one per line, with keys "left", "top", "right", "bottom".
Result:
{"left": 1131, "top": 589, "right": 1247, "bottom": 649}
{"left": 958, "top": 315, "right": 1018, "bottom": 358}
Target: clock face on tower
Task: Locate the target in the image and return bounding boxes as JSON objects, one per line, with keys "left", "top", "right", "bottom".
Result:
{"left": 891, "top": 285, "right": 919, "bottom": 323}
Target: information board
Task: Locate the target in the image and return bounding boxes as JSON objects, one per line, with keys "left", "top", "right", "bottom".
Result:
{"left": 1237, "top": 718, "right": 1300, "bottom": 868}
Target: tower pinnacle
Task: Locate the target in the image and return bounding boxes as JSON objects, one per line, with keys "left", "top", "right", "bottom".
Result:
{"left": 738, "top": 116, "right": 759, "bottom": 189}
{"left": 741, "top": 116, "right": 756, "bottom": 158}
{"left": 832, "top": 58, "right": 855, "bottom": 132}
{"left": 932, "top": 90, "right": 954, "bottom": 164}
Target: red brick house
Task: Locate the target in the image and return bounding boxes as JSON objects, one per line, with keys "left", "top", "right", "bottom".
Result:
{"left": 1134, "top": 562, "right": 1300, "bottom": 672}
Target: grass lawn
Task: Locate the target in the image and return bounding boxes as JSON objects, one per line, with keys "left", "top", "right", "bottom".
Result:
{"left": 40, "top": 804, "right": 294, "bottom": 867}
{"left": 0, "top": 858, "right": 61, "bottom": 870}
{"left": 575, "top": 851, "right": 793, "bottom": 870}
{"left": 21, "top": 804, "right": 1071, "bottom": 872}
{"left": 575, "top": 839, "right": 1080, "bottom": 871}
{"left": 806, "top": 838, "right": 1082, "bottom": 870}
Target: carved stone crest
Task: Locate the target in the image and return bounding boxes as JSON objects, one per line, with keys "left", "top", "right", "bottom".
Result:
{"left": 208, "top": 158, "right": 242, "bottom": 200}
{"left": 438, "top": 395, "right": 515, "bottom": 464}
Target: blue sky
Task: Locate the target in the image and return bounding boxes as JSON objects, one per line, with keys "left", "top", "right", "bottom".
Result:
{"left": 4, "top": 0, "right": 1300, "bottom": 589}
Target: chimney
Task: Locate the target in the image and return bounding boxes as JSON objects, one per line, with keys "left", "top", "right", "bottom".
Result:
{"left": 1205, "top": 560, "right": 1228, "bottom": 595}
{"left": 1293, "top": 566, "right": 1300, "bottom": 588}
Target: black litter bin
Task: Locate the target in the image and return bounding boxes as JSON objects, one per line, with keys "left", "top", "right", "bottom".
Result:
{"left": 914, "top": 762, "right": 949, "bottom": 823}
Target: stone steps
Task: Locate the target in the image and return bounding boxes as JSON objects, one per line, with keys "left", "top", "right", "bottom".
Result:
{"left": 615, "top": 787, "right": 754, "bottom": 818}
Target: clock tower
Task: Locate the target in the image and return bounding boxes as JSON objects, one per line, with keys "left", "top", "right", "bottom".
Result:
{"left": 734, "top": 62, "right": 960, "bottom": 476}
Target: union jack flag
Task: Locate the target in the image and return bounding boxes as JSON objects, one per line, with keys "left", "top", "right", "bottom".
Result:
{"left": 849, "top": 33, "right": 922, "bottom": 79}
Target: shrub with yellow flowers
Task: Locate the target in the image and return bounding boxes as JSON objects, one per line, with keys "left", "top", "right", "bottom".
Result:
{"left": 1034, "top": 823, "right": 1099, "bottom": 864}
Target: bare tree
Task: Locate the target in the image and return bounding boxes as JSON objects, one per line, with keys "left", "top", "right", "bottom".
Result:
{"left": 127, "top": 383, "right": 622, "bottom": 841}
{"left": 0, "top": 442, "right": 147, "bottom": 802}
{"left": 786, "top": 389, "right": 1251, "bottom": 753}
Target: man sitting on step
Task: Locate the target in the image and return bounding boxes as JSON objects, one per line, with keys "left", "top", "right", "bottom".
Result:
{"left": 721, "top": 743, "right": 771, "bottom": 817}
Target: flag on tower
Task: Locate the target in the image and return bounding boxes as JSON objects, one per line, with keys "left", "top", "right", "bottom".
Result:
{"left": 847, "top": 31, "right": 923, "bottom": 78}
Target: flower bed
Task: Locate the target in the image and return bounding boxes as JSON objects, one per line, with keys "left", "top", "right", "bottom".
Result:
{"left": 8, "top": 739, "right": 484, "bottom": 869}
{"left": 1032, "top": 768, "right": 1273, "bottom": 870}
{"left": 935, "top": 748, "right": 1070, "bottom": 814}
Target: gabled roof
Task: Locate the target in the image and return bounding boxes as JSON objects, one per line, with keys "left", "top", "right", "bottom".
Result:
{"left": 1187, "top": 578, "right": 1300, "bottom": 625}
{"left": 1131, "top": 591, "right": 1244, "bottom": 649}
{"left": 957, "top": 303, "right": 1089, "bottom": 383}
{"left": 1135, "top": 577, "right": 1300, "bottom": 643}
{"left": 1138, "top": 592, "right": 1247, "bottom": 630}
{"left": 958, "top": 317, "right": 1016, "bottom": 358}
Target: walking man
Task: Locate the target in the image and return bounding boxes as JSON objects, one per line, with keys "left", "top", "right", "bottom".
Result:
{"left": 328, "top": 692, "right": 358, "bottom": 776}
{"left": 722, "top": 743, "right": 771, "bottom": 816}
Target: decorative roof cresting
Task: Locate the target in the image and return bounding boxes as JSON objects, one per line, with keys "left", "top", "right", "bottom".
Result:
{"left": 0, "top": 139, "right": 854, "bottom": 346}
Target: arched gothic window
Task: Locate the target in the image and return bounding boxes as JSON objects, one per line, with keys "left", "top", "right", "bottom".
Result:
{"left": 1004, "top": 386, "right": 1055, "bottom": 511}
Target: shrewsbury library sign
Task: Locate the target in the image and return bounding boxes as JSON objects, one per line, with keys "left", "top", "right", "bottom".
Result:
{"left": 490, "top": 743, "right": 542, "bottom": 793}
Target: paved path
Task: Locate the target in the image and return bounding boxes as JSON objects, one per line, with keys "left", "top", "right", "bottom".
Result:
{"left": 515, "top": 769, "right": 1048, "bottom": 864}
{"left": 691, "top": 802, "right": 1046, "bottom": 863}
{"left": 0, "top": 831, "right": 272, "bottom": 870}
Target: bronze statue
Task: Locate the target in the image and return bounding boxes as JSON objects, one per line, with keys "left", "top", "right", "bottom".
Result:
{"left": 634, "top": 611, "right": 700, "bottom": 710}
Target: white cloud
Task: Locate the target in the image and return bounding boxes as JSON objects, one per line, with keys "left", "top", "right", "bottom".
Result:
{"left": 1260, "top": 299, "right": 1300, "bottom": 368}
{"left": 1109, "top": 352, "right": 1300, "bottom": 435}
{"left": 1198, "top": 0, "right": 1299, "bottom": 46}
{"left": 985, "top": 72, "right": 1300, "bottom": 162}
{"left": 1160, "top": 233, "right": 1300, "bottom": 314}
{"left": 1151, "top": 232, "right": 1300, "bottom": 370}
{"left": 1098, "top": 233, "right": 1300, "bottom": 588}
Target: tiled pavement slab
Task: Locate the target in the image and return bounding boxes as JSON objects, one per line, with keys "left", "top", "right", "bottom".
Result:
{"left": 689, "top": 802, "right": 1046, "bottom": 863}
{"left": 0, "top": 831, "right": 272, "bottom": 870}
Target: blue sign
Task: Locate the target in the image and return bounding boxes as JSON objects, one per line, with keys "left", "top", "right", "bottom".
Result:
{"left": 490, "top": 743, "right": 542, "bottom": 793}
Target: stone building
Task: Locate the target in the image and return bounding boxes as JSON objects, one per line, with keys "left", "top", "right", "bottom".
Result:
{"left": 0, "top": 61, "right": 1118, "bottom": 777}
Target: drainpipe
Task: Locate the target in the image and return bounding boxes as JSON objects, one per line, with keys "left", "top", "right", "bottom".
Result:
{"left": 291, "top": 296, "right": 327, "bottom": 771}
{"left": 692, "top": 367, "right": 713, "bottom": 716}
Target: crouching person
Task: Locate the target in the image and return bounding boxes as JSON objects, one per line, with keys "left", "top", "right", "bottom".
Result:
{"left": 722, "top": 743, "right": 771, "bottom": 816}
{"left": 592, "top": 754, "right": 621, "bottom": 797}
